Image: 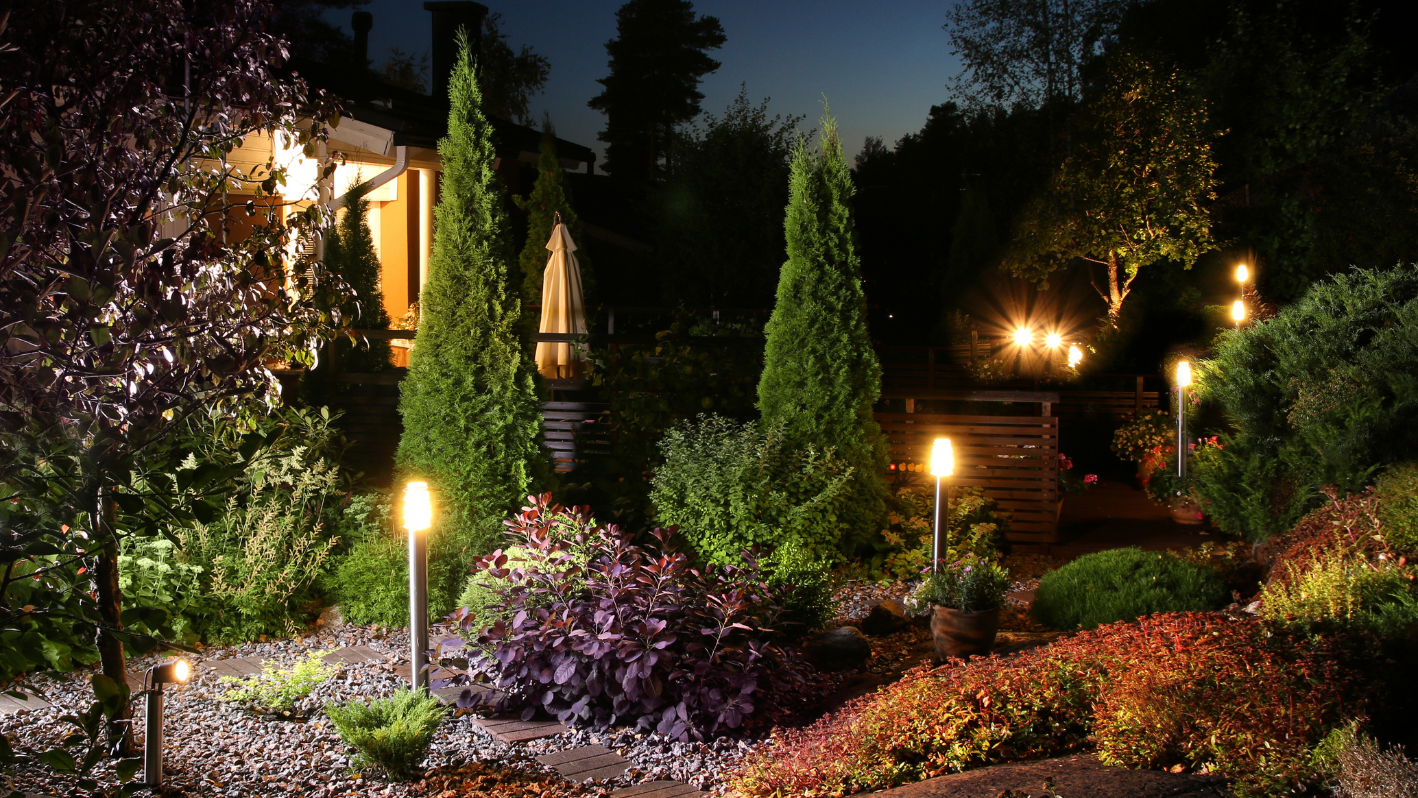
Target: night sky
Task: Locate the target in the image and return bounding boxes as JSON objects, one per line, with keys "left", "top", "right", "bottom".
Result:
{"left": 322, "top": 0, "right": 965, "bottom": 163}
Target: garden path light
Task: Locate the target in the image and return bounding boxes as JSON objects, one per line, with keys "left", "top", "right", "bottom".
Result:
{"left": 930, "top": 438, "right": 953, "bottom": 574}
{"left": 1236, "top": 263, "right": 1249, "bottom": 283}
{"left": 404, "top": 481, "right": 432, "bottom": 692}
{"left": 143, "top": 658, "right": 191, "bottom": 788}
{"left": 1175, "top": 362, "right": 1191, "bottom": 481}
{"left": 1067, "top": 345, "right": 1083, "bottom": 368}
{"left": 1232, "top": 299, "right": 1246, "bottom": 326}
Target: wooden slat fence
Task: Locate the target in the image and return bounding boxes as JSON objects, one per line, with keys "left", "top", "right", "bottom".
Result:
{"left": 541, "top": 401, "right": 611, "bottom": 473}
{"left": 876, "top": 410, "right": 1061, "bottom": 543}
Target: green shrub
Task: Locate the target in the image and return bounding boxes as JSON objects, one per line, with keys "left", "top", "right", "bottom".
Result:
{"left": 878, "top": 485, "right": 1008, "bottom": 580}
{"left": 1259, "top": 550, "right": 1418, "bottom": 637}
{"left": 1193, "top": 264, "right": 1418, "bottom": 541}
{"left": 651, "top": 414, "right": 854, "bottom": 564}
{"left": 323, "top": 493, "right": 415, "bottom": 628}
{"left": 764, "top": 540, "right": 837, "bottom": 636}
{"left": 909, "top": 556, "right": 1010, "bottom": 613}
{"left": 325, "top": 689, "right": 446, "bottom": 780}
{"left": 1032, "top": 548, "right": 1230, "bottom": 631}
{"left": 117, "top": 536, "right": 207, "bottom": 641}
{"left": 1377, "top": 463, "right": 1418, "bottom": 556}
{"left": 756, "top": 112, "right": 889, "bottom": 552}
{"left": 220, "top": 650, "right": 339, "bottom": 713}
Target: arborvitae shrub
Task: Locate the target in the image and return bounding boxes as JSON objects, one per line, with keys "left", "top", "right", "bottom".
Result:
{"left": 1192, "top": 264, "right": 1418, "bottom": 541}
{"left": 326, "top": 689, "right": 446, "bottom": 780}
{"left": 756, "top": 113, "right": 888, "bottom": 554}
{"left": 326, "top": 186, "right": 392, "bottom": 372}
{"left": 513, "top": 123, "right": 591, "bottom": 309}
{"left": 396, "top": 30, "right": 547, "bottom": 603}
{"left": 1031, "top": 547, "right": 1230, "bottom": 631}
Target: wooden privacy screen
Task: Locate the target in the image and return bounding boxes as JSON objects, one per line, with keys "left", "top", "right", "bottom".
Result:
{"left": 876, "top": 412, "right": 1061, "bottom": 543}
{"left": 541, "top": 400, "right": 611, "bottom": 473}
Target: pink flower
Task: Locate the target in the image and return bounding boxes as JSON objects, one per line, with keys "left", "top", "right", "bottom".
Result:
{"left": 1084, "top": 474, "right": 1098, "bottom": 484}
{"left": 1188, "top": 443, "right": 1197, "bottom": 451}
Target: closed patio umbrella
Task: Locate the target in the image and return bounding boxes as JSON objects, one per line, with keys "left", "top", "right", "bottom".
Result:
{"left": 534, "top": 214, "right": 587, "bottom": 379}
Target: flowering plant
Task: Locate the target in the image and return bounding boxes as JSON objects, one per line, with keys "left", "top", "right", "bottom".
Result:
{"left": 1111, "top": 412, "right": 1174, "bottom": 464}
{"left": 1057, "top": 452, "right": 1099, "bottom": 495}
{"left": 910, "top": 556, "right": 1010, "bottom": 613}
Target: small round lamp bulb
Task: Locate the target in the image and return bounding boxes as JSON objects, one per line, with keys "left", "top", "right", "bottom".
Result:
{"left": 1013, "top": 328, "right": 1031, "bottom": 346}
{"left": 1231, "top": 300, "right": 1245, "bottom": 323}
{"left": 1045, "top": 332, "right": 1062, "bottom": 348}
{"left": 1236, "top": 264, "right": 1249, "bottom": 283}
{"left": 173, "top": 659, "right": 190, "bottom": 683}
{"left": 930, "top": 438, "right": 954, "bottom": 478}
{"left": 1176, "top": 360, "right": 1192, "bottom": 387}
{"left": 403, "top": 481, "right": 432, "bottom": 532}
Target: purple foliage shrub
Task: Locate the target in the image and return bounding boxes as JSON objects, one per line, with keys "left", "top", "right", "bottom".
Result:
{"left": 442, "top": 494, "right": 808, "bottom": 740}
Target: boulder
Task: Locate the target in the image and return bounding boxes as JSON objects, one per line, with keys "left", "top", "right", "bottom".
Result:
{"left": 317, "top": 604, "right": 344, "bottom": 630}
{"left": 861, "top": 599, "right": 911, "bottom": 636}
{"left": 804, "top": 625, "right": 871, "bottom": 672}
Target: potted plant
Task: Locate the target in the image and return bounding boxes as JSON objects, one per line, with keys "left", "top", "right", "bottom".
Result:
{"left": 911, "top": 557, "right": 1010, "bottom": 661}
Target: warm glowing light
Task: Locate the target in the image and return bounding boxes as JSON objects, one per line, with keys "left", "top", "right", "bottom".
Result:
{"left": 930, "top": 438, "right": 954, "bottom": 478}
{"left": 1176, "top": 360, "right": 1192, "bottom": 387}
{"left": 1013, "top": 328, "right": 1031, "bottom": 346}
{"left": 173, "top": 659, "right": 190, "bottom": 683}
{"left": 1231, "top": 300, "right": 1246, "bottom": 323}
{"left": 1045, "top": 332, "right": 1062, "bottom": 348}
{"left": 403, "top": 482, "right": 432, "bottom": 532}
{"left": 1068, "top": 345, "right": 1083, "bottom": 368}
{"left": 1236, "top": 264, "right": 1249, "bottom": 283}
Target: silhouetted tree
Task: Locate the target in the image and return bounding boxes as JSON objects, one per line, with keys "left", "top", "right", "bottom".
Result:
{"left": 588, "top": 0, "right": 726, "bottom": 186}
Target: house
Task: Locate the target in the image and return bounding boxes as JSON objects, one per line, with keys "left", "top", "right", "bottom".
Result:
{"left": 227, "top": 1, "right": 596, "bottom": 331}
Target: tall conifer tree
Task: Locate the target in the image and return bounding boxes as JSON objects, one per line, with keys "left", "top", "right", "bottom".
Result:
{"left": 398, "top": 31, "right": 545, "bottom": 596}
{"left": 758, "top": 112, "right": 888, "bottom": 550}
{"left": 514, "top": 122, "right": 591, "bottom": 309}
{"left": 326, "top": 185, "right": 393, "bottom": 373}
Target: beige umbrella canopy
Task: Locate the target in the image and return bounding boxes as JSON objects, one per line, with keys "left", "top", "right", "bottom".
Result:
{"left": 534, "top": 215, "right": 587, "bottom": 379}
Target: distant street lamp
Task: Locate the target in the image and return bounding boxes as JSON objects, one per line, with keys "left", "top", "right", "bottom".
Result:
{"left": 1013, "top": 328, "right": 1032, "bottom": 347}
{"left": 1067, "top": 345, "right": 1084, "bottom": 369}
{"left": 1175, "top": 361, "right": 1192, "bottom": 481}
{"left": 1045, "top": 332, "right": 1062, "bottom": 348}
{"left": 144, "top": 658, "right": 191, "bottom": 788}
{"left": 403, "top": 481, "right": 433, "bottom": 692}
{"left": 930, "top": 438, "right": 953, "bottom": 574}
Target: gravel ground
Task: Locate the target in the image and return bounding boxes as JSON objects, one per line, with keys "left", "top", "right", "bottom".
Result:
{"left": 3, "top": 574, "right": 1035, "bottom": 798}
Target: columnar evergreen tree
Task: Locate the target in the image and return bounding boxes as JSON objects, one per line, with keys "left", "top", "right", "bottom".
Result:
{"left": 758, "top": 112, "right": 889, "bottom": 552}
{"left": 326, "top": 185, "right": 392, "bottom": 372}
{"left": 397, "top": 31, "right": 546, "bottom": 603}
{"left": 513, "top": 122, "right": 591, "bottom": 309}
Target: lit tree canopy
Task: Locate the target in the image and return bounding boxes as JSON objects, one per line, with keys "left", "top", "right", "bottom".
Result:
{"left": 1003, "top": 54, "right": 1219, "bottom": 326}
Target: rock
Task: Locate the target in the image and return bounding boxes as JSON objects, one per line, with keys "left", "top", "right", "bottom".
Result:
{"left": 804, "top": 625, "right": 871, "bottom": 672}
{"left": 861, "top": 599, "right": 911, "bottom": 636}
{"left": 317, "top": 605, "right": 343, "bottom": 629}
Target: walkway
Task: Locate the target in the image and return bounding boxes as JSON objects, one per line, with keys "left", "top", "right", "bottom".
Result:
{"left": 872, "top": 753, "right": 1230, "bottom": 798}
{"left": 1042, "top": 478, "right": 1217, "bottom": 559}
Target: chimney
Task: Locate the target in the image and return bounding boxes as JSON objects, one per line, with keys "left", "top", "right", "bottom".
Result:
{"left": 352, "top": 11, "right": 373, "bottom": 69}
{"left": 424, "top": 1, "right": 487, "bottom": 103}
{"left": 351, "top": 11, "right": 372, "bottom": 97}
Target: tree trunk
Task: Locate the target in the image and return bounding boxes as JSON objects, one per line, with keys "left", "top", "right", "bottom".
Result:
{"left": 1106, "top": 253, "right": 1124, "bottom": 327}
{"left": 93, "top": 488, "right": 133, "bottom": 756}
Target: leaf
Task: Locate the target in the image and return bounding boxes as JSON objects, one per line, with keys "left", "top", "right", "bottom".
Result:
{"left": 37, "top": 748, "right": 77, "bottom": 773}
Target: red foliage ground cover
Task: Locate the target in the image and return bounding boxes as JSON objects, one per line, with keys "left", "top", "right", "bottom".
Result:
{"left": 730, "top": 613, "right": 1364, "bottom": 798}
{"left": 1261, "top": 487, "right": 1387, "bottom": 591}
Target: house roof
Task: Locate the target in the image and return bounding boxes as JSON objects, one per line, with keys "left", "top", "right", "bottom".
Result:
{"left": 291, "top": 56, "right": 596, "bottom": 170}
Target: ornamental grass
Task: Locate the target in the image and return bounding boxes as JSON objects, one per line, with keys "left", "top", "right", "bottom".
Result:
{"left": 729, "top": 612, "right": 1364, "bottom": 798}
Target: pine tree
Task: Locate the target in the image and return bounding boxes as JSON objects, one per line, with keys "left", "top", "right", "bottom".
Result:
{"left": 513, "top": 122, "right": 592, "bottom": 309}
{"left": 326, "top": 185, "right": 393, "bottom": 373}
{"left": 397, "top": 30, "right": 546, "bottom": 609}
{"left": 757, "top": 112, "right": 889, "bottom": 552}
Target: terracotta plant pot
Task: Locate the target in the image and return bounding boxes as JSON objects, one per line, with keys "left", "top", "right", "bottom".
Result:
{"left": 1170, "top": 499, "right": 1204, "bottom": 525}
{"left": 930, "top": 606, "right": 1000, "bottom": 661}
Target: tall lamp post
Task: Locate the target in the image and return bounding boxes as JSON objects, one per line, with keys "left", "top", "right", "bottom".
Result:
{"left": 144, "top": 658, "right": 191, "bottom": 788}
{"left": 403, "top": 481, "right": 433, "bottom": 692}
{"left": 930, "top": 438, "right": 954, "bottom": 573}
{"left": 1175, "top": 361, "right": 1191, "bottom": 481}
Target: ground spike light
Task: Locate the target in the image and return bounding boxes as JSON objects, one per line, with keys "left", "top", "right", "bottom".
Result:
{"left": 930, "top": 438, "right": 953, "bottom": 574}
{"left": 144, "top": 658, "right": 191, "bottom": 788}
{"left": 1175, "top": 361, "right": 1192, "bottom": 482}
{"left": 404, "top": 481, "right": 433, "bottom": 692}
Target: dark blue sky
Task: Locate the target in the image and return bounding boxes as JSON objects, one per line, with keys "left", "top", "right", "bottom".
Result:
{"left": 324, "top": 1, "right": 966, "bottom": 164}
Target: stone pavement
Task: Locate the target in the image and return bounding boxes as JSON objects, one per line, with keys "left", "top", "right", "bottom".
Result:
{"left": 1044, "top": 478, "right": 1217, "bottom": 559}
{"left": 872, "top": 753, "right": 1231, "bottom": 798}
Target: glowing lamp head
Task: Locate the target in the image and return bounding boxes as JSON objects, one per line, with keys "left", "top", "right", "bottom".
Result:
{"left": 1067, "top": 345, "right": 1083, "bottom": 368}
{"left": 403, "top": 481, "right": 432, "bottom": 532}
{"left": 930, "top": 438, "right": 954, "bottom": 478}
{"left": 1045, "top": 332, "right": 1062, "bottom": 348}
{"left": 1236, "top": 264, "right": 1249, "bottom": 283}
{"left": 1176, "top": 360, "right": 1192, "bottom": 387}
{"left": 1013, "top": 328, "right": 1031, "bottom": 347}
{"left": 1231, "top": 300, "right": 1246, "bottom": 323}
{"left": 150, "top": 658, "right": 191, "bottom": 685}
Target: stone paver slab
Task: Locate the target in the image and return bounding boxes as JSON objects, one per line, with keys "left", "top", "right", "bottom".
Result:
{"left": 871, "top": 753, "right": 1231, "bottom": 798}
{"left": 0, "top": 691, "right": 50, "bottom": 715}
{"left": 538, "top": 744, "right": 629, "bottom": 781}
{"left": 201, "top": 657, "right": 265, "bottom": 679}
{"left": 472, "top": 715, "right": 567, "bottom": 743}
{"left": 612, "top": 781, "right": 702, "bottom": 798}
{"left": 321, "top": 645, "right": 387, "bottom": 666}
